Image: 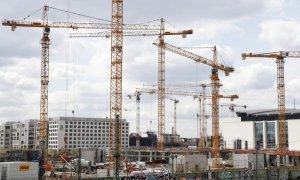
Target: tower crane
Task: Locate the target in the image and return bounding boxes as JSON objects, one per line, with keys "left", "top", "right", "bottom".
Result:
{"left": 153, "top": 42, "right": 234, "bottom": 168}
{"left": 128, "top": 90, "right": 179, "bottom": 144}
{"left": 242, "top": 51, "right": 300, "bottom": 163}
{"left": 166, "top": 97, "right": 179, "bottom": 142}
{"left": 144, "top": 83, "right": 212, "bottom": 148}
{"left": 2, "top": 5, "right": 163, "bottom": 176}
{"left": 69, "top": 19, "right": 193, "bottom": 154}
{"left": 220, "top": 103, "right": 247, "bottom": 117}
{"left": 136, "top": 88, "right": 238, "bottom": 150}
{"left": 193, "top": 84, "right": 210, "bottom": 148}
{"left": 127, "top": 92, "right": 142, "bottom": 147}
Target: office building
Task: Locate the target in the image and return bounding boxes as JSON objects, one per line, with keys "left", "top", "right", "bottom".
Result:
{"left": 236, "top": 109, "right": 299, "bottom": 150}
{"left": 48, "top": 117, "right": 130, "bottom": 150}
{"left": 1, "top": 120, "right": 39, "bottom": 149}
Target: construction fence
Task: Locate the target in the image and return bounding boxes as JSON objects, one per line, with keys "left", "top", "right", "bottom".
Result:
{"left": 116, "top": 166, "right": 300, "bottom": 180}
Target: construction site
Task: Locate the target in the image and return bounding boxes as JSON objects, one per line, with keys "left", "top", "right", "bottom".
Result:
{"left": 1, "top": 1, "right": 300, "bottom": 180}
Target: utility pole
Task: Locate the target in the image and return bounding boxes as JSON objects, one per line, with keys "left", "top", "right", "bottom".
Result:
{"left": 78, "top": 148, "right": 81, "bottom": 180}
{"left": 255, "top": 140, "right": 259, "bottom": 180}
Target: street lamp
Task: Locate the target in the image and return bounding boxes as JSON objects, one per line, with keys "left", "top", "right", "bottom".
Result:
{"left": 170, "top": 154, "right": 177, "bottom": 176}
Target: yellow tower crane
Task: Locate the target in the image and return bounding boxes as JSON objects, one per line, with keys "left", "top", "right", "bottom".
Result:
{"left": 129, "top": 89, "right": 180, "bottom": 146}
{"left": 136, "top": 88, "right": 238, "bottom": 153}
{"left": 2, "top": 5, "right": 163, "bottom": 176}
{"left": 166, "top": 97, "right": 179, "bottom": 143}
{"left": 242, "top": 51, "right": 300, "bottom": 164}
{"left": 144, "top": 83, "right": 212, "bottom": 148}
{"left": 70, "top": 20, "right": 193, "bottom": 157}
{"left": 153, "top": 42, "right": 234, "bottom": 168}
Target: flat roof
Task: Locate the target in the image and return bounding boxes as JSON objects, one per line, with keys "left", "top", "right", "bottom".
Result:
{"left": 236, "top": 109, "right": 300, "bottom": 122}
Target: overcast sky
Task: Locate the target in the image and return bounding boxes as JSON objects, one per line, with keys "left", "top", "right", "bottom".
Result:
{"left": 1, "top": 0, "right": 300, "bottom": 140}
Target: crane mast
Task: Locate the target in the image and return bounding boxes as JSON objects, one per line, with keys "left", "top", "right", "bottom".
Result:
{"left": 153, "top": 42, "right": 234, "bottom": 168}
{"left": 172, "top": 99, "right": 179, "bottom": 137}
{"left": 39, "top": 6, "right": 50, "bottom": 177}
{"left": 200, "top": 84, "right": 208, "bottom": 148}
{"left": 109, "top": 0, "right": 123, "bottom": 171}
{"left": 211, "top": 46, "right": 222, "bottom": 168}
{"left": 69, "top": 18, "right": 192, "bottom": 152}
{"left": 242, "top": 51, "right": 300, "bottom": 164}
{"left": 166, "top": 97, "right": 179, "bottom": 141}
{"left": 157, "top": 18, "right": 166, "bottom": 150}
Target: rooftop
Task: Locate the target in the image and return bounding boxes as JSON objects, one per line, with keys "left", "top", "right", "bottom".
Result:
{"left": 236, "top": 109, "right": 300, "bottom": 122}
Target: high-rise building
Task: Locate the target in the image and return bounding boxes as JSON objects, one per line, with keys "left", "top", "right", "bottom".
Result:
{"left": 48, "top": 117, "right": 129, "bottom": 150}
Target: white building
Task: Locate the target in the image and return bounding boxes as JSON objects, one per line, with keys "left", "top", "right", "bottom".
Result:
{"left": 0, "top": 122, "right": 14, "bottom": 148}
{"left": 2, "top": 120, "right": 39, "bottom": 149}
{"left": 48, "top": 117, "right": 130, "bottom": 150}
{"left": 220, "top": 109, "right": 300, "bottom": 151}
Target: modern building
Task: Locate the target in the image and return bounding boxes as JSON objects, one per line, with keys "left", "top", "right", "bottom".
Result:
{"left": 0, "top": 122, "right": 14, "bottom": 148}
{"left": 236, "top": 109, "right": 300, "bottom": 150}
{"left": 1, "top": 120, "right": 39, "bottom": 149}
{"left": 48, "top": 117, "right": 130, "bottom": 150}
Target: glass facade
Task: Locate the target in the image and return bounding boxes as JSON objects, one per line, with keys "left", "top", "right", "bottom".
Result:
{"left": 254, "top": 122, "right": 263, "bottom": 150}
{"left": 266, "top": 121, "right": 276, "bottom": 149}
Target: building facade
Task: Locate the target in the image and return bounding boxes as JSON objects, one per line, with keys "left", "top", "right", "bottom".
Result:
{"left": 48, "top": 117, "right": 129, "bottom": 150}
{"left": 1, "top": 120, "right": 39, "bottom": 149}
{"left": 237, "top": 109, "right": 298, "bottom": 150}
{"left": 0, "top": 122, "right": 13, "bottom": 148}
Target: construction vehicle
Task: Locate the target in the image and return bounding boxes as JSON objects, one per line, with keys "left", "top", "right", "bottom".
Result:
{"left": 242, "top": 51, "right": 300, "bottom": 164}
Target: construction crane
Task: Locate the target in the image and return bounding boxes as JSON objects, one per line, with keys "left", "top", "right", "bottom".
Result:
{"left": 153, "top": 42, "right": 234, "bottom": 168}
{"left": 166, "top": 97, "right": 179, "bottom": 142}
{"left": 69, "top": 19, "right": 192, "bottom": 156}
{"left": 136, "top": 88, "right": 238, "bottom": 150}
{"left": 220, "top": 103, "right": 247, "bottom": 117}
{"left": 2, "top": 5, "right": 163, "bottom": 176}
{"left": 193, "top": 84, "right": 210, "bottom": 148}
{"left": 128, "top": 90, "right": 179, "bottom": 146}
{"left": 242, "top": 51, "right": 300, "bottom": 163}
{"left": 144, "top": 83, "right": 212, "bottom": 148}
{"left": 127, "top": 92, "right": 142, "bottom": 148}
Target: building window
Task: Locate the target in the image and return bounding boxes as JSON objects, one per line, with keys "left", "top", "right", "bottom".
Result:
{"left": 266, "top": 121, "right": 276, "bottom": 149}
{"left": 254, "top": 122, "right": 263, "bottom": 150}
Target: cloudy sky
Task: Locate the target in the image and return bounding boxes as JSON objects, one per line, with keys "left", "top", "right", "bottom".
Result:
{"left": 1, "top": 0, "right": 300, "bottom": 142}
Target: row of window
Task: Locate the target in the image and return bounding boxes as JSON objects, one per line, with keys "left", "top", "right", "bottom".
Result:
{"left": 64, "top": 125, "right": 128, "bottom": 129}
{"left": 64, "top": 121, "right": 129, "bottom": 126}
{"left": 64, "top": 133, "right": 128, "bottom": 137}
{"left": 49, "top": 121, "right": 58, "bottom": 125}
{"left": 49, "top": 125, "right": 58, "bottom": 129}
{"left": 48, "top": 144, "right": 129, "bottom": 149}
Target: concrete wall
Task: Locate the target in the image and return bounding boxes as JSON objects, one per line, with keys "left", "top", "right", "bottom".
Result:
{"left": 171, "top": 154, "right": 208, "bottom": 172}
{"left": 81, "top": 148, "right": 107, "bottom": 163}
{"left": 233, "top": 153, "right": 264, "bottom": 170}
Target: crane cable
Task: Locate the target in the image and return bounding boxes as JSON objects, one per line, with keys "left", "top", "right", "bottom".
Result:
{"left": 48, "top": 6, "right": 111, "bottom": 23}
{"left": 21, "top": 7, "right": 43, "bottom": 21}
{"left": 65, "top": 0, "right": 70, "bottom": 116}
